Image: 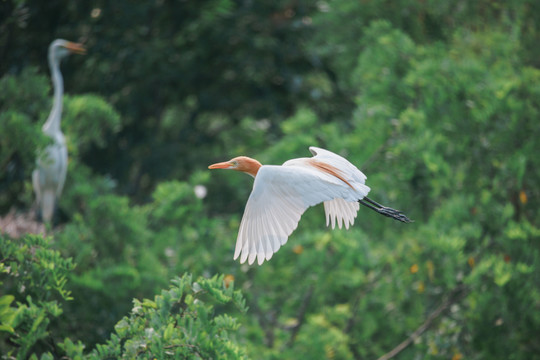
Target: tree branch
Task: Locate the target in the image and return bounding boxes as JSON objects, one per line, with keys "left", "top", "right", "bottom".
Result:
{"left": 377, "top": 284, "right": 468, "bottom": 360}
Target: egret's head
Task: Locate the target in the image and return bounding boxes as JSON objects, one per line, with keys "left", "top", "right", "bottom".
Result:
{"left": 208, "top": 156, "right": 262, "bottom": 177}
{"left": 49, "top": 39, "right": 86, "bottom": 60}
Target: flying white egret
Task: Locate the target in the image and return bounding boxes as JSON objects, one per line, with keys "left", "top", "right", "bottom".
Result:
{"left": 209, "top": 146, "right": 412, "bottom": 265}
{"left": 32, "top": 39, "right": 85, "bottom": 223}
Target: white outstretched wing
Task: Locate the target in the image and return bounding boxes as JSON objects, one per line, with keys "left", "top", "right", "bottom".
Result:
{"left": 235, "top": 165, "right": 355, "bottom": 265}
{"left": 235, "top": 147, "right": 371, "bottom": 265}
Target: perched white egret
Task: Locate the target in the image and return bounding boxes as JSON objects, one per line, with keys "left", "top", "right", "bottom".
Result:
{"left": 33, "top": 39, "right": 85, "bottom": 223}
{"left": 209, "top": 146, "right": 412, "bottom": 265}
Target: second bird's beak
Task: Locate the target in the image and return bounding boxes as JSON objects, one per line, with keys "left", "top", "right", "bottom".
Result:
{"left": 65, "top": 42, "right": 87, "bottom": 55}
{"left": 208, "top": 161, "right": 232, "bottom": 169}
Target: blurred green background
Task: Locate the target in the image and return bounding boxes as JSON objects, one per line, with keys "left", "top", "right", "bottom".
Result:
{"left": 1, "top": 0, "right": 539, "bottom": 359}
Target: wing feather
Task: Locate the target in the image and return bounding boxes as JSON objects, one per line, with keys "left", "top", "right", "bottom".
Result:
{"left": 266, "top": 207, "right": 282, "bottom": 253}
{"left": 235, "top": 165, "right": 349, "bottom": 264}
{"left": 309, "top": 146, "right": 367, "bottom": 184}
{"left": 323, "top": 198, "right": 360, "bottom": 230}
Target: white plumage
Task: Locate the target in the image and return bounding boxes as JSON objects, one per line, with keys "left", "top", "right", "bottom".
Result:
{"left": 33, "top": 39, "right": 85, "bottom": 222}
{"left": 210, "top": 146, "right": 371, "bottom": 265}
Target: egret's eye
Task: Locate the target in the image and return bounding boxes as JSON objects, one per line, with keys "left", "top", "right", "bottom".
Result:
{"left": 231, "top": 161, "right": 238, "bottom": 167}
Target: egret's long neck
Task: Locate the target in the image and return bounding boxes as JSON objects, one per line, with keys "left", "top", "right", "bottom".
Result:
{"left": 43, "top": 52, "right": 63, "bottom": 136}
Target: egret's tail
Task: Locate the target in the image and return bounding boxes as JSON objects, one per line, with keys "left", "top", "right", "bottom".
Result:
{"left": 358, "top": 197, "right": 412, "bottom": 223}
{"left": 41, "top": 190, "right": 56, "bottom": 223}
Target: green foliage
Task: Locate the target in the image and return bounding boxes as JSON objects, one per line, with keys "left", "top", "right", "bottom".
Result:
{"left": 0, "top": 234, "right": 75, "bottom": 358}
{"left": 63, "top": 94, "right": 121, "bottom": 154}
{"left": 1, "top": 1, "right": 539, "bottom": 359}
{"left": 54, "top": 192, "right": 165, "bottom": 347}
{"left": 353, "top": 20, "right": 416, "bottom": 109}
{"left": 51, "top": 175, "right": 233, "bottom": 348}
{"left": 0, "top": 234, "right": 250, "bottom": 359}
{"left": 0, "top": 111, "right": 46, "bottom": 174}
{"left": 0, "top": 68, "right": 50, "bottom": 211}
{"left": 292, "top": 310, "right": 354, "bottom": 359}
{"left": 88, "top": 274, "right": 248, "bottom": 359}
{"left": 0, "top": 67, "right": 50, "bottom": 120}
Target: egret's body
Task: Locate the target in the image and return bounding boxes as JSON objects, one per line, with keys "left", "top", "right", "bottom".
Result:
{"left": 33, "top": 39, "right": 85, "bottom": 222}
{"left": 209, "top": 146, "right": 411, "bottom": 265}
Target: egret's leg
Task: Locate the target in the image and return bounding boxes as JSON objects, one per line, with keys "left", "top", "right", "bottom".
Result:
{"left": 359, "top": 197, "right": 413, "bottom": 223}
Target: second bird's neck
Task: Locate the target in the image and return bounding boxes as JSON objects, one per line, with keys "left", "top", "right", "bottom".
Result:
{"left": 42, "top": 56, "right": 64, "bottom": 137}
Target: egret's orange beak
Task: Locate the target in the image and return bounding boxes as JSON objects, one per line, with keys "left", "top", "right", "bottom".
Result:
{"left": 208, "top": 161, "right": 232, "bottom": 169}
{"left": 65, "top": 42, "right": 87, "bottom": 55}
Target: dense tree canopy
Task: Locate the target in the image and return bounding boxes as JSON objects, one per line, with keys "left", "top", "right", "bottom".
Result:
{"left": 1, "top": 0, "right": 539, "bottom": 359}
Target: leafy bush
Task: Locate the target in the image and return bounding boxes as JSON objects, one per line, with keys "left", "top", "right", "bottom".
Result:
{"left": 0, "top": 235, "right": 250, "bottom": 359}
{"left": 0, "top": 234, "right": 74, "bottom": 358}
{"left": 87, "top": 274, "right": 248, "bottom": 359}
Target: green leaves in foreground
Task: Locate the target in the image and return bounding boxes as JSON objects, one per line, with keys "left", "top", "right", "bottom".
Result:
{"left": 89, "top": 274, "right": 248, "bottom": 360}
{"left": 1, "top": 233, "right": 249, "bottom": 359}
{"left": 0, "top": 234, "right": 75, "bottom": 359}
